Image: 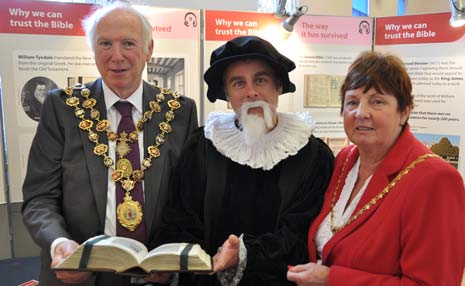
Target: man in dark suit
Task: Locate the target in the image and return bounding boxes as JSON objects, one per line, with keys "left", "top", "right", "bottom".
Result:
{"left": 21, "top": 2, "right": 197, "bottom": 286}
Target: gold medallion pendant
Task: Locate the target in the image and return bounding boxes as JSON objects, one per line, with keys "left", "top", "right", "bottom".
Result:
{"left": 117, "top": 193, "right": 143, "bottom": 231}
{"left": 116, "top": 158, "right": 133, "bottom": 178}
{"left": 115, "top": 135, "right": 131, "bottom": 158}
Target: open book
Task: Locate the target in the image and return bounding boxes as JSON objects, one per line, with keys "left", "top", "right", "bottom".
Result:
{"left": 54, "top": 235, "right": 212, "bottom": 275}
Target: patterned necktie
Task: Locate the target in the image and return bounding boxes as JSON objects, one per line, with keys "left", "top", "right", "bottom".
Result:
{"left": 114, "top": 101, "right": 147, "bottom": 245}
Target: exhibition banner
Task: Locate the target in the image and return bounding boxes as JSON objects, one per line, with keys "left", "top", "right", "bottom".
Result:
{"left": 204, "top": 10, "right": 372, "bottom": 153}
{"left": 376, "top": 12, "right": 465, "bottom": 45}
{"left": 0, "top": 0, "right": 94, "bottom": 205}
{"left": 375, "top": 12, "right": 465, "bottom": 177}
{"left": 205, "top": 10, "right": 281, "bottom": 41}
{"left": 293, "top": 15, "right": 372, "bottom": 46}
{"left": 2, "top": 2, "right": 464, "bottom": 203}
{"left": 0, "top": 0, "right": 90, "bottom": 36}
{"left": 0, "top": 0, "right": 201, "bottom": 202}
{"left": 203, "top": 10, "right": 285, "bottom": 119}
{"left": 289, "top": 14, "right": 372, "bottom": 151}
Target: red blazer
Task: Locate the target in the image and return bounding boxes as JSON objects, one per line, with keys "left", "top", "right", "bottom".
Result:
{"left": 308, "top": 126, "right": 465, "bottom": 285}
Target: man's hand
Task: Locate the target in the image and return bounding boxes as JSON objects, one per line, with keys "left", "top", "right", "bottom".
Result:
{"left": 51, "top": 240, "right": 92, "bottom": 284}
{"left": 287, "top": 262, "right": 329, "bottom": 286}
{"left": 212, "top": 234, "right": 240, "bottom": 273}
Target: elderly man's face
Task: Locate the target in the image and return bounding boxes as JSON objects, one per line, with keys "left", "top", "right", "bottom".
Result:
{"left": 34, "top": 84, "right": 47, "bottom": 104}
{"left": 225, "top": 59, "right": 281, "bottom": 123}
{"left": 94, "top": 9, "right": 153, "bottom": 99}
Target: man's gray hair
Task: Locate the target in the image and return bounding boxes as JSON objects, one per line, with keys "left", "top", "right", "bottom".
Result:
{"left": 82, "top": 1, "right": 153, "bottom": 54}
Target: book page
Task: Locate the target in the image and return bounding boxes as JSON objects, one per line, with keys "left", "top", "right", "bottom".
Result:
{"left": 146, "top": 243, "right": 188, "bottom": 258}
{"left": 55, "top": 235, "right": 148, "bottom": 272}
{"left": 96, "top": 236, "right": 148, "bottom": 263}
{"left": 140, "top": 243, "right": 211, "bottom": 272}
{"left": 304, "top": 74, "right": 345, "bottom": 108}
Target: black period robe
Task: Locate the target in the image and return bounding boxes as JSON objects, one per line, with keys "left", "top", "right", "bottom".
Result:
{"left": 156, "top": 126, "right": 334, "bottom": 286}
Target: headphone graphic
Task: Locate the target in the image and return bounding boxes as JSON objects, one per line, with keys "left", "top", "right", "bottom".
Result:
{"left": 359, "top": 20, "right": 370, "bottom": 34}
{"left": 184, "top": 12, "right": 197, "bottom": 28}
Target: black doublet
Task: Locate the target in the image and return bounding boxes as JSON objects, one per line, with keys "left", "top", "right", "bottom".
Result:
{"left": 155, "top": 127, "right": 334, "bottom": 285}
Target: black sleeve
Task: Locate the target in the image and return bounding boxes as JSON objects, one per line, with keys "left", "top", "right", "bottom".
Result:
{"left": 152, "top": 127, "right": 208, "bottom": 248}
{"left": 179, "top": 95, "right": 199, "bottom": 139}
{"left": 242, "top": 136, "right": 334, "bottom": 285}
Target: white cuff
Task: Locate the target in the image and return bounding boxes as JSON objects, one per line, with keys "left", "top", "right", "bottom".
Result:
{"left": 50, "top": 237, "right": 70, "bottom": 258}
{"left": 217, "top": 234, "right": 247, "bottom": 286}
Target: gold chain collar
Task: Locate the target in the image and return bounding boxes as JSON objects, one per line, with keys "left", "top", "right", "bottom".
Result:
{"left": 330, "top": 148, "right": 438, "bottom": 234}
{"left": 64, "top": 83, "right": 181, "bottom": 185}
{"left": 64, "top": 83, "right": 182, "bottom": 231}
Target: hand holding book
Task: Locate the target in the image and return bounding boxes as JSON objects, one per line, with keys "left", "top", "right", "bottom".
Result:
{"left": 212, "top": 234, "right": 240, "bottom": 273}
{"left": 143, "top": 235, "right": 241, "bottom": 284}
{"left": 54, "top": 235, "right": 213, "bottom": 276}
{"left": 51, "top": 239, "right": 92, "bottom": 284}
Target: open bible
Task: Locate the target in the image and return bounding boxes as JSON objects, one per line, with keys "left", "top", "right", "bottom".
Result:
{"left": 54, "top": 235, "right": 212, "bottom": 275}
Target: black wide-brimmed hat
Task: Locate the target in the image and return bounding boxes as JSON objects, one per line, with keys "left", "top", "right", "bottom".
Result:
{"left": 204, "top": 36, "right": 296, "bottom": 102}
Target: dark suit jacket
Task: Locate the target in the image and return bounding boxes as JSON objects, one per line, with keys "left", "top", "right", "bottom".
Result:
{"left": 22, "top": 78, "right": 198, "bottom": 286}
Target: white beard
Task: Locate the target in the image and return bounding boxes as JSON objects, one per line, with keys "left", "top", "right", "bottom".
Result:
{"left": 238, "top": 101, "right": 276, "bottom": 145}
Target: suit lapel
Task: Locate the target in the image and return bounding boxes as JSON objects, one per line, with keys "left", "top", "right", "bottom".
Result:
{"left": 141, "top": 82, "right": 166, "bottom": 235}
{"left": 79, "top": 79, "right": 108, "bottom": 230}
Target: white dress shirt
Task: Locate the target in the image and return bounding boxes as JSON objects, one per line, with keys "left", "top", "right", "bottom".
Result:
{"left": 50, "top": 80, "right": 145, "bottom": 257}
{"left": 102, "top": 81, "right": 145, "bottom": 237}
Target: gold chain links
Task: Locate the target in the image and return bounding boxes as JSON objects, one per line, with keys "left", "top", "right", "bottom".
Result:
{"left": 64, "top": 83, "right": 182, "bottom": 189}
{"left": 330, "top": 149, "right": 438, "bottom": 234}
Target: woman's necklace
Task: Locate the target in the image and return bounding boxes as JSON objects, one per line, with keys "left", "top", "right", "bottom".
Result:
{"left": 64, "top": 83, "right": 181, "bottom": 231}
{"left": 330, "top": 148, "right": 438, "bottom": 234}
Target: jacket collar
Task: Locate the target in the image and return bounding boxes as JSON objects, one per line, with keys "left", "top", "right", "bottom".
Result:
{"left": 309, "top": 125, "right": 421, "bottom": 262}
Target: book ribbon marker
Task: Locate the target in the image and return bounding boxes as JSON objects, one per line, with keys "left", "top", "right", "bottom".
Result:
{"left": 180, "top": 244, "right": 195, "bottom": 271}
{"left": 79, "top": 235, "right": 110, "bottom": 269}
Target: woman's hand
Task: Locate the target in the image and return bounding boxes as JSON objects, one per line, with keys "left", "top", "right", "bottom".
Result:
{"left": 287, "top": 262, "right": 330, "bottom": 286}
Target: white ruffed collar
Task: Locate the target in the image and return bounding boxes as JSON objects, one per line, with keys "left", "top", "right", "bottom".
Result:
{"left": 204, "top": 112, "right": 315, "bottom": 170}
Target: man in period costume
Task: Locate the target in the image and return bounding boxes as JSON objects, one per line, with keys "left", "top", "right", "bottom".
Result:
{"left": 153, "top": 36, "right": 334, "bottom": 286}
{"left": 21, "top": 2, "right": 197, "bottom": 286}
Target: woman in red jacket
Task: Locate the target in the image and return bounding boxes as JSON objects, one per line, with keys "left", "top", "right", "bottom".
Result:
{"left": 287, "top": 51, "right": 465, "bottom": 286}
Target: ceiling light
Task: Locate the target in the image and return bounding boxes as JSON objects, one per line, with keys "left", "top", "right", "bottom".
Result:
{"left": 450, "top": 0, "right": 465, "bottom": 27}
